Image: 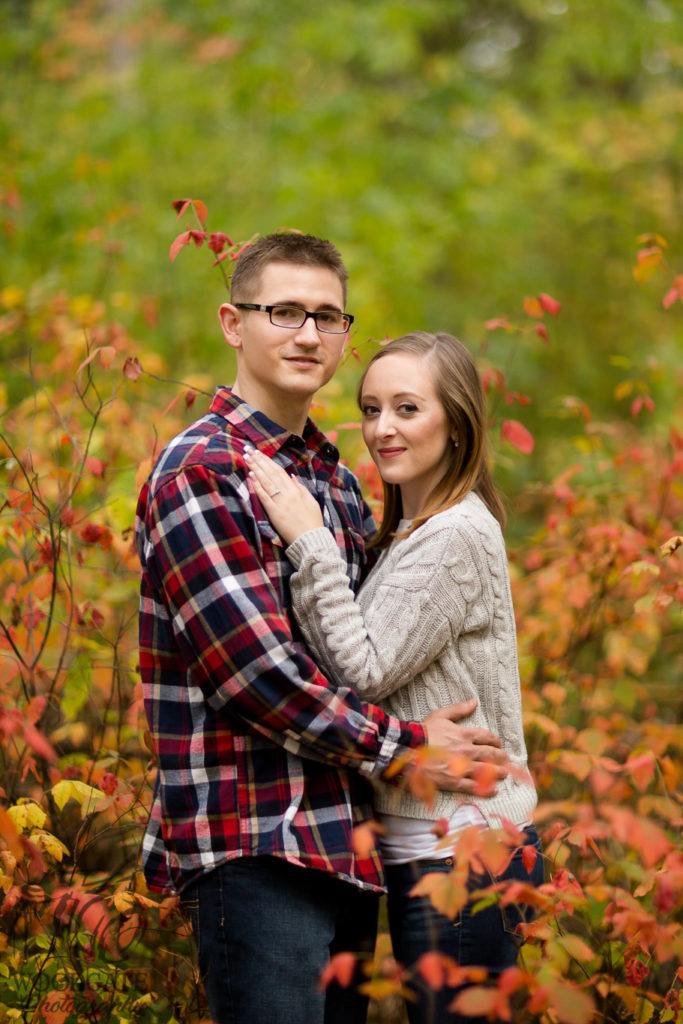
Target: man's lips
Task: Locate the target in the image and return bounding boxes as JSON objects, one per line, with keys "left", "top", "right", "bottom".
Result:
{"left": 284, "top": 355, "right": 321, "bottom": 366}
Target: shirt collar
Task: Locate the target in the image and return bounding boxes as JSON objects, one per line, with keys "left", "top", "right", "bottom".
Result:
{"left": 210, "top": 386, "right": 340, "bottom": 468}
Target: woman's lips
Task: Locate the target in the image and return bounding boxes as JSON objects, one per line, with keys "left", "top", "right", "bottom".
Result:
{"left": 377, "top": 448, "right": 406, "bottom": 458}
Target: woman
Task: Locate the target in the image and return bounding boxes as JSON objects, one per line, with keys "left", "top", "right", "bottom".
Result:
{"left": 244, "top": 332, "right": 542, "bottom": 1023}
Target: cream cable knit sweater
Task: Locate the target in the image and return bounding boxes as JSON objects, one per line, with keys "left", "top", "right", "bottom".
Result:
{"left": 286, "top": 492, "right": 537, "bottom": 828}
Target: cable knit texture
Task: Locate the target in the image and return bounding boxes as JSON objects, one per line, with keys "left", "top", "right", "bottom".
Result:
{"left": 286, "top": 492, "right": 537, "bottom": 827}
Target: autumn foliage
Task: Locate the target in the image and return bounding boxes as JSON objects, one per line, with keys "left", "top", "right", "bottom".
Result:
{"left": 0, "top": 204, "right": 681, "bottom": 1023}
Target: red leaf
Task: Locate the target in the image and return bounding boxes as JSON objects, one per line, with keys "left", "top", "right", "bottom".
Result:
{"left": 123, "top": 355, "right": 143, "bottom": 380}
{"left": 85, "top": 456, "right": 105, "bottom": 478}
{"left": 501, "top": 420, "right": 534, "bottom": 454}
{"left": 208, "top": 231, "right": 229, "bottom": 253}
{"left": 662, "top": 281, "right": 682, "bottom": 308}
{"left": 535, "top": 322, "right": 549, "bottom": 344}
{"left": 24, "top": 723, "right": 57, "bottom": 762}
{"left": 169, "top": 230, "right": 192, "bottom": 261}
{"left": 52, "top": 888, "right": 119, "bottom": 958}
{"left": 485, "top": 317, "right": 510, "bottom": 331}
{"left": 172, "top": 199, "right": 192, "bottom": 218}
{"left": 538, "top": 292, "right": 561, "bottom": 316}
{"left": 521, "top": 844, "right": 538, "bottom": 874}
{"left": 184, "top": 389, "right": 197, "bottom": 409}
{"left": 189, "top": 229, "right": 206, "bottom": 247}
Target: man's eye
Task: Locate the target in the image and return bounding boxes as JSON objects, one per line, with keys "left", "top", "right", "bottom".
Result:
{"left": 273, "top": 306, "right": 299, "bottom": 319}
{"left": 317, "top": 311, "right": 339, "bottom": 325}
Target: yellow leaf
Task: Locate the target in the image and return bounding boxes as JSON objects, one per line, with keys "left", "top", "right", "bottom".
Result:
{"left": 614, "top": 380, "right": 633, "bottom": 401}
{"left": 51, "top": 780, "right": 104, "bottom": 816}
{"left": 660, "top": 535, "right": 683, "bottom": 558}
{"left": 113, "top": 891, "right": 136, "bottom": 914}
{"left": 410, "top": 868, "right": 468, "bottom": 920}
{"left": 32, "top": 830, "right": 70, "bottom": 861}
{"left": 8, "top": 801, "right": 46, "bottom": 832}
{"left": 556, "top": 934, "right": 596, "bottom": 962}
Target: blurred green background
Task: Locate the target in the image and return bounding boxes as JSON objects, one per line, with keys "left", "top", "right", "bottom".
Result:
{"left": 2, "top": 0, "right": 682, "bottom": 453}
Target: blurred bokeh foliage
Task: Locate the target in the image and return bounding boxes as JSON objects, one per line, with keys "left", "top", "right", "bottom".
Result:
{"left": 2, "top": 0, "right": 682, "bottom": 419}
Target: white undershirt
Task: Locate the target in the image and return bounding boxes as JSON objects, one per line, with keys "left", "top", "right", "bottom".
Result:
{"left": 378, "top": 804, "right": 488, "bottom": 866}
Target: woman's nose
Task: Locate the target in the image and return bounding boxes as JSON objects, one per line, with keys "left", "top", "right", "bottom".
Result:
{"left": 376, "top": 411, "right": 396, "bottom": 437}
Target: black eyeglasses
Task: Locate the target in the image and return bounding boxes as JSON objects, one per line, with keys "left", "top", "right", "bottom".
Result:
{"left": 234, "top": 303, "right": 354, "bottom": 334}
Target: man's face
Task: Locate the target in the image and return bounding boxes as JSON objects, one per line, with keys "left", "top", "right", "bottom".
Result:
{"left": 219, "top": 262, "right": 348, "bottom": 429}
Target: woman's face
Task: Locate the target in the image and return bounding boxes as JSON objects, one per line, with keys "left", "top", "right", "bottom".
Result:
{"left": 360, "top": 352, "right": 455, "bottom": 519}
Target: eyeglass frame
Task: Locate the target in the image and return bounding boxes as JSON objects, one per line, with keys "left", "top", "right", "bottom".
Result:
{"left": 233, "top": 303, "right": 354, "bottom": 334}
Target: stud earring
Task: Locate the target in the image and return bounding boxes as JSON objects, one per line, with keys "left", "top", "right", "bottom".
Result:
{"left": 453, "top": 438, "right": 459, "bottom": 448}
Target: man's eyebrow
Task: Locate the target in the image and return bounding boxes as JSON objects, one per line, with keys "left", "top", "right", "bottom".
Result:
{"left": 272, "top": 300, "right": 344, "bottom": 312}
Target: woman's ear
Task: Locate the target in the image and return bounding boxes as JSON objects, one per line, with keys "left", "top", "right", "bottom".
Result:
{"left": 218, "top": 303, "right": 243, "bottom": 350}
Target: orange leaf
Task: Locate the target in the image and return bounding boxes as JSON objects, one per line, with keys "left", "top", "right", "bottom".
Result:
{"left": 0, "top": 807, "right": 23, "bottom": 858}
{"left": 352, "top": 821, "right": 379, "bottom": 861}
{"left": 523, "top": 296, "right": 544, "bottom": 319}
{"left": 633, "top": 246, "right": 664, "bottom": 283}
{"left": 37, "top": 990, "right": 74, "bottom": 1024}
{"left": 410, "top": 868, "right": 468, "bottom": 919}
{"left": 472, "top": 761, "right": 501, "bottom": 798}
{"left": 318, "top": 952, "right": 356, "bottom": 991}
{"left": 451, "top": 986, "right": 510, "bottom": 1020}
{"left": 547, "top": 984, "right": 595, "bottom": 1024}
{"left": 626, "top": 752, "right": 656, "bottom": 792}
{"left": 501, "top": 420, "right": 534, "bottom": 454}
{"left": 473, "top": 829, "right": 514, "bottom": 877}
{"left": 416, "top": 951, "right": 472, "bottom": 990}
{"left": 97, "top": 345, "right": 116, "bottom": 368}
{"left": 117, "top": 911, "right": 142, "bottom": 950}
{"left": 193, "top": 199, "right": 208, "bottom": 224}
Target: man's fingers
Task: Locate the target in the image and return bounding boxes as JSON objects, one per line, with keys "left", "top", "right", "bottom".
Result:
{"left": 468, "top": 743, "right": 509, "bottom": 763}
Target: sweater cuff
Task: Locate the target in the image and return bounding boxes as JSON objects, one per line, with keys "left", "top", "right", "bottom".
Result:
{"left": 286, "top": 527, "right": 339, "bottom": 568}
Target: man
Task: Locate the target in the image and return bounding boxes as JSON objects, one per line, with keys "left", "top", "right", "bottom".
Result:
{"left": 136, "top": 233, "right": 507, "bottom": 1024}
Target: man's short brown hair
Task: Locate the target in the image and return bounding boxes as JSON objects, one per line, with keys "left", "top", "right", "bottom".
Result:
{"left": 230, "top": 232, "right": 349, "bottom": 305}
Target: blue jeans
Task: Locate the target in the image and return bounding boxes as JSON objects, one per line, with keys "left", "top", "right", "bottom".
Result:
{"left": 385, "top": 826, "right": 544, "bottom": 1024}
{"left": 179, "top": 856, "right": 378, "bottom": 1024}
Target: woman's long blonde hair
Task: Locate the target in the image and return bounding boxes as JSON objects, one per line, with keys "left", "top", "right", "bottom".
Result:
{"left": 358, "top": 331, "right": 505, "bottom": 549}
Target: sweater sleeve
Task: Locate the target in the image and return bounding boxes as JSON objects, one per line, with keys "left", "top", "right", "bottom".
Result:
{"left": 286, "top": 519, "right": 484, "bottom": 702}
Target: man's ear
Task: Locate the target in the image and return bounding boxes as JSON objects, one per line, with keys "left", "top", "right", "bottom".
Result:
{"left": 218, "top": 303, "right": 242, "bottom": 350}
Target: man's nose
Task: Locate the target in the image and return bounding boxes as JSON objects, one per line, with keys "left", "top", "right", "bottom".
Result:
{"left": 293, "top": 315, "right": 322, "bottom": 345}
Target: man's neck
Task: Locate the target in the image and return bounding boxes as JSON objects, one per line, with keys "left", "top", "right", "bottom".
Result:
{"left": 231, "top": 379, "right": 311, "bottom": 437}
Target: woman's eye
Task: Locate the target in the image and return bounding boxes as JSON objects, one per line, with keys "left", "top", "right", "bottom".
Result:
{"left": 361, "top": 405, "right": 379, "bottom": 417}
{"left": 398, "top": 403, "right": 418, "bottom": 415}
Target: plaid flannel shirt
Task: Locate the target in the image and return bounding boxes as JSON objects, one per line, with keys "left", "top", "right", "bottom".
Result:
{"left": 136, "top": 387, "right": 426, "bottom": 895}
